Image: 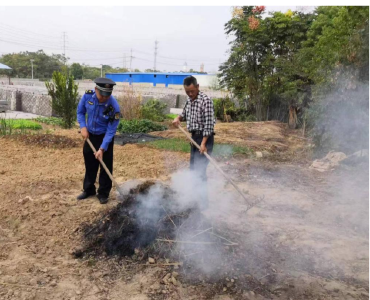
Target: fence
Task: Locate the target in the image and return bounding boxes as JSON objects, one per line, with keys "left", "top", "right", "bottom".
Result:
{"left": 0, "top": 82, "right": 232, "bottom": 117}
{"left": 21, "top": 93, "right": 53, "bottom": 116}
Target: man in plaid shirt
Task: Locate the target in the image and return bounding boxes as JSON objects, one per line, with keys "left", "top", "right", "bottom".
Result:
{"left": 173, "top": 76, "right": 216, "bottom": 210}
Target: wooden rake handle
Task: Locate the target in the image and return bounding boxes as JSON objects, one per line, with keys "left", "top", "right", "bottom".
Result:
{"left": 177, "top": 125, "right": 249, "bottom": 204}
{"left": 86, "top": 138, "right": 120, "bottom": 190}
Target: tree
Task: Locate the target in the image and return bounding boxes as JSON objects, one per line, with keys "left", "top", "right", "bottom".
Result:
{"left": 82, "top": 65, "right": 100, "bottom": 80}
{"left": 220, "top": 6, "right": 314, "bottom": 122}
{"left": 300, "top": 6, "right": 369, "bottom": 153}
{"left": 70, "top": 63, "right": 83, "bottom": 80}
{"left": 0, "top": 50, "right": 64, "bottom": 79}
{"left": 45, "top": 70, "right": 79, "bottom": 129}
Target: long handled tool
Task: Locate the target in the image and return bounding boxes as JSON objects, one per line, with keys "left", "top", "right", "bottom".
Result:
{"left": 177, "top": 125, "right": 249, "bottom": 204}
{"left": 86, "top": 138, "right": 124, "bottom": 196}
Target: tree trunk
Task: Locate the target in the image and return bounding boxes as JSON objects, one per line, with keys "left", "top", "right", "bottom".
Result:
{"left": 288, "top": 106, "right": 298, "bottom": 129}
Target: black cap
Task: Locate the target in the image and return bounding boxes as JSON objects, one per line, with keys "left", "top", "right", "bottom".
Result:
{"left": 94, "top": 77, "right": 116, "bottom": 96}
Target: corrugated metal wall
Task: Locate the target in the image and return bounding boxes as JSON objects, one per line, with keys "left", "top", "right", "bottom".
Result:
{"left": 105, "top": 73, "right": 212, "bottom": 87}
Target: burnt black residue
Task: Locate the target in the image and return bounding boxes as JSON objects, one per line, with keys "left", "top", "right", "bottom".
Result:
{"left": 74, "top": 181, "right": 194, "bottom": 258}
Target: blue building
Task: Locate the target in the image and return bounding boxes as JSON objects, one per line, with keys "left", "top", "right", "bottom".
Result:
{"left": 105, "top": 72, "right": 210, "bottom": 87}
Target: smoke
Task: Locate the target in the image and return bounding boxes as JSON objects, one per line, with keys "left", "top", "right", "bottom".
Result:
{"left": 127, "top": 168, "right": 236, "bottom": 276}
{"left": 107, "top": 74, "right": 369, "bottom": 289}
{"left": 308, "top": 73, "right": 369, "bottom": 155}
{"left": 230, "top": 74, "right": 369, "bottom": 286}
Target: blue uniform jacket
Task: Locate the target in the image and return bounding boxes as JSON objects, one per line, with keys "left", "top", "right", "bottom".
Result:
{"left": 77, "top": 92, "right": 121, "bottom": 151}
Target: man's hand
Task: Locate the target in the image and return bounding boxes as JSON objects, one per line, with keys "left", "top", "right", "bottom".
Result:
{"left": 81, "top": 127, "right": 89, "bottom": 140}
{"left": 200, "top": 142, "right": 207, "bottom": 154}
{"left": 172, "top": 116, "right": 181, "bottom": 127}
{"left": 95, "top": 149, "right": 104, "bottom": 161}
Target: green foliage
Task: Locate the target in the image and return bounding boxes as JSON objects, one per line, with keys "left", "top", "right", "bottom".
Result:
{"left": 70, "top": 63, "right": 83, "bottom": 80}
{"left": 35, "top": 117, "right": 64, "bottom": 127}
{"left": 220, "top": 5, "right": 369, "bottom": 152}
{"left": 117, "top": 119, "right": 167, "bottom": 134}
{"left": 220, "top": 7, "right": 314, "bottom": 121}
{"left": 141, "top": 99, "right": 167, "bottom": 122}
{"left": 213, "top": 97, "right": 235, "bottom": 120}
{"left": 0, "top": 50, "right": 64, "bottom": 78}
{"left": 10, "top": 120, "right": 42, "bottom": 130}
{"left": 165, "top": 113, "right": 178, "bottom": 120}
{"left": 0, "top": 118, "right": 41, "bottom": 135}
{"left": 45, "top": 70, "right": 79, "bottom": 129}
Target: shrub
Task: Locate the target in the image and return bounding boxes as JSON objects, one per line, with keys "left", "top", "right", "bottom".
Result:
{"left": 117, "top": 119, "right": 167, "bottom": 134}
{"left": 116, "top": 86, "right": 142, "bottom": 120}
{"left": 141, "top": 99, "right": 167, "bottom": 122}
{"left": 213, "top": 97, "right": 236, "bottom": 120}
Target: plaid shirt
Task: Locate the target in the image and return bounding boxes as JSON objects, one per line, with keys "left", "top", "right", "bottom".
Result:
{"left": 180, "top": 91, "right": 216, "bottom": 137}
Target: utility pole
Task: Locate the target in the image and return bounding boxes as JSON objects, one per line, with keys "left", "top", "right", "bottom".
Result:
{"left": 130, "top": 48, "right": 133, "bottom": 72}
{"left": 154, "top": 40, "right": 158, "bottom": 72}
{"left": 62, "top": 32, "right": 67, "bottom": 65}
{"left": 30, "top": 59, "right": 34, "bottom": 79}
{"left": 100, "top": 64, "right": 103, "bottom": 77}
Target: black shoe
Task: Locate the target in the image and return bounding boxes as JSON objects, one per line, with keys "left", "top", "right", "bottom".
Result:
{"left": 97, "top": 194, "right": 108, "bottom": 204}
{"left": 77, "top": 191, "right": 95, "bottom": 200}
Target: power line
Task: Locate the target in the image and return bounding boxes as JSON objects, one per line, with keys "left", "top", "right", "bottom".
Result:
{"left": 0, "top": 22, "right": 62, "bottom": 40}
{"left": 0, "top": 28, "right": 63, "bottom": 47}
{"left": 0, "top": 37, "right": 64, "bottom": 51}
{"left": 0, "top": 24, "right": 223, "bottom": 63}
{"left": 133, "top": 48, "right": 222, "bottom": 63}
{"left": 0, "top": 31, "right": 223, "bottom": 63}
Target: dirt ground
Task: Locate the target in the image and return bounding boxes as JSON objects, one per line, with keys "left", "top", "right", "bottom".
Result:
{"left": 0, "top": 121, "right": 368, "bottom": 300}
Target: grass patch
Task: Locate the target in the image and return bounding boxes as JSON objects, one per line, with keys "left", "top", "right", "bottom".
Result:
{"left": 35, "top": 117, "right": 64, "bottom": 127}
{"left": 10, "top": 120, "right": 42, "bottom": 130}
{"left": 145, "top": 138, "right": 253, "bottom": 157}
{"left": 146, "top": 138, "right": 191, "bottom": 152}
{"left": 0, "top": 118, "right": 42, "bottom": 135}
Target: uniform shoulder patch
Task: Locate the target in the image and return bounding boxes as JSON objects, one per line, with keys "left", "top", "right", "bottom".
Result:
{"left": 85, "top": 90, "right": 94, "bottom": 94}
{"left": 114, "top": 112, "right": 120, "bottom": 120}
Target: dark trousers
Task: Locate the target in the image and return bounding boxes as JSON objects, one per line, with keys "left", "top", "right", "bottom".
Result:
{"left": 190, "top": 132, "right": 214, "bottom": 209}
{"left": 83, "top": 133, "right": 114, "bottom": 197}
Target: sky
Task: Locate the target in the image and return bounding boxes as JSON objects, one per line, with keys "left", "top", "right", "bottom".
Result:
{"left": 0, "top": 6, "right": 314, "bottom": 73}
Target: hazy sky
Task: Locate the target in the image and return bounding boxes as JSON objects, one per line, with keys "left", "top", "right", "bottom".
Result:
{"left": 0, "top": 6, "right": 312, "bottom": 73}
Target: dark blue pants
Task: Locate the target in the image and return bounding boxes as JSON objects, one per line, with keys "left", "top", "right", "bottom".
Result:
{"left": 83, "top": 133, "right": 114, "bottom": 197}
{"left": 190, "top": 133, "right": 214, "bottom": 209}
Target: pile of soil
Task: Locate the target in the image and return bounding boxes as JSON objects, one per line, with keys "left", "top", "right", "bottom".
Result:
{"left": 6, "top": 133, "right": 80, "bottom": 149}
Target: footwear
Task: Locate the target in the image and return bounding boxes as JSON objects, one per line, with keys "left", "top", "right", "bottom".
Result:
{"left": 76, "top": 191, "right": 95, "bottom": 200}
{"left": 97, "top": 194, "right": 108, "bottom": 204}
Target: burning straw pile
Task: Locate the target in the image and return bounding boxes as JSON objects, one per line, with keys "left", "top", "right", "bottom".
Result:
{"left": 74, "top": 180, "right": 240, "bottom": 274}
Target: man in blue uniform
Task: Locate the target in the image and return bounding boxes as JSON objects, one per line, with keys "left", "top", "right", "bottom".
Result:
{"left": 76, "top": 77, "right": 121, "bottom": 204}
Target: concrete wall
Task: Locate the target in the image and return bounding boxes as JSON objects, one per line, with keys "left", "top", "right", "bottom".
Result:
{"left": 141, "top": 94, "right": 188, "bottom": 114}
{"left": 0, "top": 87, "right": 52, "bottom": 116}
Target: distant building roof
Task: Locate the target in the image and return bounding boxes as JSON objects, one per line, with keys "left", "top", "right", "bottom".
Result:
{"left": 0, "top": 63, "right": 12, "bottom": 70}
{"left": 105, "top": 72, "right": 212, "bottom": 76}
